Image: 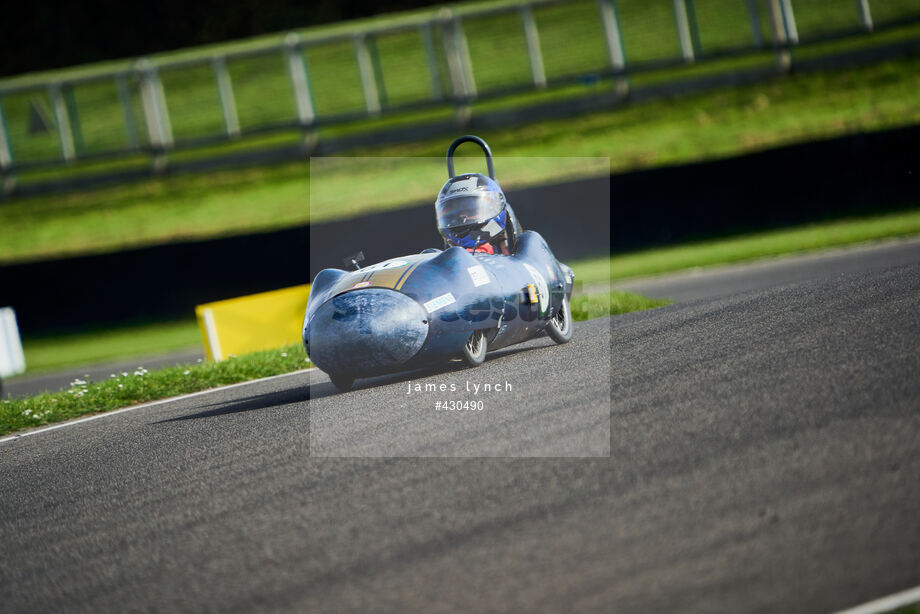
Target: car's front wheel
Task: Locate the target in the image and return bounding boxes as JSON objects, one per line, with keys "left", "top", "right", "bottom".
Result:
{"left": 546, "top": 296, "right": 574, "bottom": 344}
{"left": 461, "top": 329, "right": 487, "bottom": 366}
{"left": 330, "top": 373, "right": 355, "bottom": 392}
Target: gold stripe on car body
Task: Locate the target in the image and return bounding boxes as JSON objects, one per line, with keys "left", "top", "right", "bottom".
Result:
{"left": 395, "top": 260, "right": 425, "bottom": 291}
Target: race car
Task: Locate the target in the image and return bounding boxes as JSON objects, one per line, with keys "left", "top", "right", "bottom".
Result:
{"left": 303, "top": 136, "right": 575, "bottom": 392}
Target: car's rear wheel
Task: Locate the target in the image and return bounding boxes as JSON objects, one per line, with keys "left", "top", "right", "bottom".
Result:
{"left": 330, "top": 373, "right": 355, "bottom": 392}
{"left": 461, "top": 329, "right": 487, "bottom": 366}
{"left": 546, "top": 296, "right": 573, "bottom": 344}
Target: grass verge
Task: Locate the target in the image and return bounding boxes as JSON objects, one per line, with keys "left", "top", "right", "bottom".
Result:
{"left": 22, "top": 319, "right": 202, "bottom": 374}
{"left": 0, "top": 290, "right": 655, "bottom": 436}
{"left": 568, "top": 207, "right": 920, "bottom": 285}
{"left": 571, "top": 291, "right": 670, "bottom": 320}
{"left": 1, "top": 344, "right": 311, "bottom": 437}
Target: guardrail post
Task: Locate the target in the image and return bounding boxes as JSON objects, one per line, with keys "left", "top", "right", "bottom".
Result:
{"left": 598, "top": 0, "right": 625, "bottom": 71}
{"left": 779, "top": 0, "right": 799, "bottom": 44}
{"left": 367, "top": 35, "right": 389, "bottom": 108}
{"left": 212, "top": 56, "right": 240, "bottom": 138}
{"left": 766, "top": 0, "right": 792, "bottom": 71}
{"left": 49, "top": 83, "right": 76, "bottom": 161}
{"left": 136, "top": 59, "right": 173, "bottom": 172}
{"left": 673, "top": 0, "right": 696, "bottom": 62}
{"left": 745, "top": 0, "right": 764, "bottom": 48}
{"left": 153, "top": 71, "right": 173, "bottom": 148}
{"left": 685, "top": 0, "right": 703, "bottom": 57}
{"left": 0, "top": 95, "right": 15, "bottom": 195}
{"left": 441, "top": 11, "right": 465, "bottom": 100}
{"left": 284, "top": 33, "right": 316, "bottom": 130}
{"left": 62, "top": 84, "right": 85, "bottom": 155}
{"left": 439, "top": 8, "right": 476, "bottom": 112}
{"left": 455, "top": 18, "right": 477, "bottom": 99}
{"left": 0, "top": 96, "right": 13, "bottom": 172}
{"left": 419, "top": 23, "right": 443, "bottom": 101}
{"left": 115, "top": 74, "right": 139, "bottom": 150}
{"left": 354, "top": 34, "right": 382, "bottom": 116}
{"left": 597, "top": 0, "right": 628, "bottom": 97}
{"left": 857, "top": 0, "right": 874, "bottom": 32}
{"left": 521, "top": 5, "right": 547, "bottom": 89}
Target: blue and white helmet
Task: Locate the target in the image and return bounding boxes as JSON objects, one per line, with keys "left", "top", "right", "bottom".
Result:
{"left": 436, "top": 173, "right": 513, "bottom": 249}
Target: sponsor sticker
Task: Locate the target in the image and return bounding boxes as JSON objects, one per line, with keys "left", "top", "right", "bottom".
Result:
{"left": 447, "top": 177, "right": 478, "bottom": 194}
{"left": 522, "top": 263, "right": 549, "bottom": 315}
{"left": 467, "top": 265, "right": 490, "bottom": 287}
{"left": 424, "top": 292, "right": 456, "bottom": 313}
{"left": 351, "top": 281, "right": 372, "bottom": 289}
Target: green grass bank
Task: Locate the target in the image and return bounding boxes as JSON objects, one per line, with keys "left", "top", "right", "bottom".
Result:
{"left": 3, "top": 55, "right": 920, "bottom": 264}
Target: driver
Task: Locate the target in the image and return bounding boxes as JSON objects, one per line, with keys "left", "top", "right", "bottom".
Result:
{"left": 435, "top": 173, "right": 522, "bottom": 255}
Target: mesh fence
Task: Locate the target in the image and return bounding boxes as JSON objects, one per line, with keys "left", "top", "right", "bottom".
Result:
{"left": 617, "top": 0, "right": 684, "bottom": 63}
{"left": 160, "top": 62, "right": 225, "bottom": 142}
{"left": 536, "top": 2, "right": 610, "bottom": 79}
{"left": 227, "top": 52, "right": 298, "bottom": 130}
{"left": 72, "top": 78, "right": 139, "bottom": 153}
{"left": 1, "top": 0, "right": 918, "bottom": 169}
{"left": 464, "top": 11, "right": 534, "bottom": 93}
{"left": 307, "top": 39, "right": 369, "bottom": 117}
{"left": 374, "top": 27, "right": 443, "bottom": 105}
{"left": 3, "top": 90, "right": 60, "bottom": 163}
{"left": 692, "top": 0, "right": 762, "bottom": 52}
{"left": 792, "top": 0, "right": 866, "bottom": 39}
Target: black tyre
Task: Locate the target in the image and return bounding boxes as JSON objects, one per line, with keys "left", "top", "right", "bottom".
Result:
{"left": 546, "top": 296, "right": 574, "bottom": 344}
{"left": 330, "top": 373, "right": 355, "bottom": 392}
{"left": 461, "top": 329, "right": 487, "bottom": 366}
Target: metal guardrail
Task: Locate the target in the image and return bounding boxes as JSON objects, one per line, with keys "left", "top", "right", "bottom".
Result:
{"left": 0, "top": 0, "right": 917, "bottom": 185}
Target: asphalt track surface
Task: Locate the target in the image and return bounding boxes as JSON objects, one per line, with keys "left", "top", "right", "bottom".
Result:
{"left": 2, "top": 240, "right": 919, "bottom": 612}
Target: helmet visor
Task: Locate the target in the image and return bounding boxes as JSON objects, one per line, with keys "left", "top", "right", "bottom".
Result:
{"left": 436, "top": 192, "right": 504, "bottom": 230}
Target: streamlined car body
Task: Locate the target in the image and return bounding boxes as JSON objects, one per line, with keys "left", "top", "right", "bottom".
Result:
{"left": 303, "top": 232, "right": 574, "bottom": 391}
{"left": 302, "top": 136, "right": 575, "bottom": 392}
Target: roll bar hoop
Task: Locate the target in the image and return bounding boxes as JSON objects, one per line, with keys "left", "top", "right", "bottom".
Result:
{"left": 446, "top": 135, "right": 495, "bottom": 180}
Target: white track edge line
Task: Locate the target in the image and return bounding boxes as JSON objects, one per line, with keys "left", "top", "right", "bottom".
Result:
{"left": 0, "top": 367, "right": 319, "bottom": 444}
{"left": 834, "top": 585, "right": 920, "bottom": 614}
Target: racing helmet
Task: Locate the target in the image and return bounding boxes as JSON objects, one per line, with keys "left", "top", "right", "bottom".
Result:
{"left": 436, "top": 173, "right": 514, "bottom": 250}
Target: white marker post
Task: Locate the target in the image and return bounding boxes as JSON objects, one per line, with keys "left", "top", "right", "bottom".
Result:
{"left": 0, "top": 307, "right": 26, "bottom": 396}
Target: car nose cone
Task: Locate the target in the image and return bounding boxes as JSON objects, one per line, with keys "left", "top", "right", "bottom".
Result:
{"left": 306, "top": 288, "right": 429, "bottom": 376}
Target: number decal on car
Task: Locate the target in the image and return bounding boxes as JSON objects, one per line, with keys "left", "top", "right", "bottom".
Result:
{"left": 467, "top": 265, "right": 490, "bottom": 287}
{"left": 362, "top": 259, "right": 409, "bottom": 272}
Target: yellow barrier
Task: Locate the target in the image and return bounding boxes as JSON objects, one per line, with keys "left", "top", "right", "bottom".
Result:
{"left": 195, "top": 285, "right": 310, "bottom": 361}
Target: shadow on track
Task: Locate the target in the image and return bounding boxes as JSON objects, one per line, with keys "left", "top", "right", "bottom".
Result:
{"left": 154, "top": 386, "right": 311, "bottom": 423}
{"left": 308, "top": 336, "right": 558, "bottom": 399}
{"left": 152, "top": 337, "right": 560, "bottom": 420}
